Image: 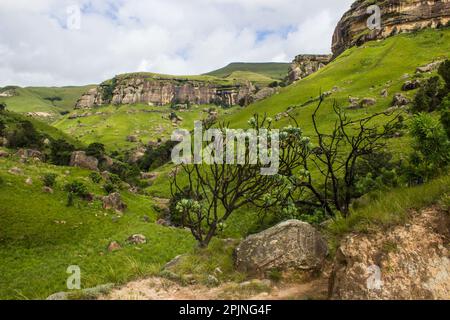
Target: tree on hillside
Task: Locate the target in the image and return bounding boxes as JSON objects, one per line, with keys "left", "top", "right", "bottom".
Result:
{"left": 438, "top": 59, "right": 450, "bottom": 91}
{"left": 86, "top": 142, "right": 105, "bottom": 159}
{"left": 282, "top": 98, "right": 402, "bottom": 217}
{"left": 0, "top": 102, "right": 6, "bottom": 112}
{"left": 170, "top": 115, "right": 302, "bottom": 247}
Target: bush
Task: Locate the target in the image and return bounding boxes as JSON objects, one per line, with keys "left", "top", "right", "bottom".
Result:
{"left": 441, "top": 107, "right": 450, "bottom": 139}
{"left": 42, "top": 173, "right": 57, "bottom": 187}
{"left": 0, "top": 119, "right": 5, "bottom": 136}
{"left": 407, "top": 113, "right": 450, "bottom": 183}
{"left": 64, "top": 181, "right": 89, "bottom": 198}
{"left": 0, "top": 102, "right": 6, "bottom": 112}
{"left": 411, "top": 76, "right": 444, "bottom": 113}
{"left": 103, "top": 182, "right": 117, "bottom": 195}
{"left": 438, "top": 59, "right": 450, "bottom": 90}
{"left": 89, "top": 172, "right": 102, "bottom": 184}
{"left": 6, "top": 120, "right": 43, "bottom": 149}
{"left": 86, "top": 143, "right": 105, "bottom": 159}
{"left": 50, "top": 139, "right": 75, "bottom": 166}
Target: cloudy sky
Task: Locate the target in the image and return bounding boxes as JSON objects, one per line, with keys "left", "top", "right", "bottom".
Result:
{"left": 0, "top": 0, "right": 354, "bottom": 87}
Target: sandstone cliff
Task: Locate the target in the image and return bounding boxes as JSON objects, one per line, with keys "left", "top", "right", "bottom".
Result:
{"left": 285, "top": 54, "right": 331, "bottom": 84}
{"left": 75, "top": 75, "right": 258, "bottom": 109}
{"left": 332, "top": 0, "right": 450, "bottom": 56}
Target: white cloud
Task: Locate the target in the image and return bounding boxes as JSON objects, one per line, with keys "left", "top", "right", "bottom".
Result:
{"left": 0, "top": 0, "right": 354, "bottom": 86}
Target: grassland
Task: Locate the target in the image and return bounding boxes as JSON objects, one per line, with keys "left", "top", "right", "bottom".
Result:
{"left": 53, "top": 104, "right": 242, "bottom": 152}
{"left": 204, "top": 62, "right": 290, "bottom": 80}
{"left": 0, "top": 152, "right": 196, "bottom": 299}
{"left": 0, "top": 86, "right": 94, "bottom": 119}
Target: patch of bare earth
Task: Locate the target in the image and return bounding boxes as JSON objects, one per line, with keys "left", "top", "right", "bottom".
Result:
{"left": 99, "top": 277, "right": 328, "bottom": 300}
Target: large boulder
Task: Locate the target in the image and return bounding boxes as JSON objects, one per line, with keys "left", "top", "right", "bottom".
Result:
{"left": 235, "top": 220, "right": 328, "bottom": 275}
{"left": 329, "top": 208, "right": 450, "bottom": 300}
{"left": 70, "top": 151, "right": 99, "bottom": 171}
{"left": 102, "top": 192, "right": 127, "bottom": 212}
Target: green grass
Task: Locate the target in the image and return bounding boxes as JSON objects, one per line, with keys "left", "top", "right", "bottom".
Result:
{"left": 205, "top": 62, "right": 290, "bottom": 80}
{"left": 223, "top": 29, "right": 450, "bottom": 148}
{"left": 0, "top": 111, "right": 82, "bottom": 148}
{"left": 53, "top": 104, "right": 242, "bottom": 152}
{"left": 0, "top": 154, "right": 196, "bottom": 299}
{"left": 0, "top": 86, "right": 94, "bottom": 120}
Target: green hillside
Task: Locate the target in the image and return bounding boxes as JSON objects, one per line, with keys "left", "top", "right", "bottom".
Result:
{"left": 0, "top": 86, "right": 94, "bottom": 119}
{"left": 204, "top": 62, "right": 290, "bottom": 80}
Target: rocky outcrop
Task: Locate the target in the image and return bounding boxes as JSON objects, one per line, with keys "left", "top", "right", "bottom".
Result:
{"left": 235, "top": 220, "right": 328, "bottom": 275}
{"left": 286, "top": 54, "right": 331, "bottom": 84}
{"left": 69, "top": 151, "right": 99, "bottom": 171}
{"left": 102, "top": 192, "right": 127, "bottom": 212}
{"left": 332, "top": 0, "right": 450, "bottom": 57}
{"left": 329, "top": 207, "right": 450, "bottom": 300}
{"left": 75, "top": 75, "right": 258, "bottom": 109}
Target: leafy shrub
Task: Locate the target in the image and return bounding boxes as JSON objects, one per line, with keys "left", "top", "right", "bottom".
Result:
{"left": 42, "top": 173, "right": 57, "bottom": 187}
{"left": 0, "top": 119, "right": 5, "bottom": 136}
{"left": 50, "top": 139, "right": 75, "bottom": 166}
{"left": 6, "top": 120, "right": 43, "bottom": 149}
{"left": 411, "top": 76, "right": 444, "bottom": 113}
{"left": 407, "top": 113, "right": 450, "bottom": 183}
{"left": 438, "top": 59, "right": 450, "bottom": 90}
{"left": 103, "top": 182, "right": 117, "bottom": 195}
{"left": 0, "top": 102, "right": 6, "bottom": 112}
{"left": 441, "top": 106, "right": 450, "bottom": 139}
{"left": 86, "top": 143, "right": 105, "bottom": 159}
{"left": 89, "top": 172, "right": 102, "bottom": 184}
{"left": 101, "top": 78, "right": 117, "bottom": 102}
{"left": 64, "top": 181, "right": 89, "bottom": 197}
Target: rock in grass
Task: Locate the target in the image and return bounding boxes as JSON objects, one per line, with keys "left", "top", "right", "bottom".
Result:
{"left": 69, "top": 151, "right": 99, "bottom": 171}
{"left": 25, "top": 177, "right": 33, "bottom": 185}
{"left": 107, "top": 241, "right": 122, "bottom": 252}
{"left": 8, "top": 167, "right": 22, "bottom": 175}
{"left": 0, "top": 150, "right": 9, "bottom": 158}
{"left": 102, "top": 192, "right": 127, "bottom": 212}
{"left": 235, "top": 220, "right": 328, "bottom": 275}
{"left": 126, "top": 234, "right": 147, "bottom": 245}
{"left": 42, "top": 186, "right": 54, "bottom": 194}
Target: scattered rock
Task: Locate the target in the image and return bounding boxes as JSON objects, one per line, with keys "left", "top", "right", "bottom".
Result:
{"left": 8, "top": 167, "right": 22, "bottom": 175}
{"left": 235, "top": 220, "right": 328, "bottom": 275}
{"left": 126, "top": 234, "right": 147, "bottom": 245}
{"left": 15, "top": 149, "right": 44, "bottom": 161}
{"left": 0, "top": 137, "right": 8, "bottom": 147}
{"left": 206, "top": 275, "right": 220, "bottom": 287}
{"left": 70, "top": 151, "right": 99, "bottom": 171}
{"left": 156, "top": 218, "right": 170, "bottom": 227}
{"left": 141, "top": 172, "right": 159, "bottom": 181}
{"left": 0, "top": 150, "right": 9, "bottom": 158}
{"left": 42, "top": 186, "right": 54, "bottom": 194}
{"left": 402, "top": 80, "right": 421, "bottom": 91}
{"left": 126, "top": 135, "right": 138, "bottom": 143}
{"left": 142, "top": 215, "right": 151, "bottom": 223}
{"left": 380, "top": 89, "right": 389, "bottom": 98}
{"left": 107, "top": 241, "right": 122, "bottom": 252}
{"left": 102, "top": 192, "right": 127, "bottom": 212}
{"left": 25, "top": 177, "right": 33, "bottom": 185}
{"left": 360, "top": 97, "right": 377, "bottom": 107}
{"left": 416, "top": 61, "right": 443, "bottom": 73}
{"left": 392, "top": 93, "right": 410, "bottom": 107}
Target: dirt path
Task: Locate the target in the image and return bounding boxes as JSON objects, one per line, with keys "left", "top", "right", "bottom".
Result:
{"left": 99, "top": 277, "right": 328, "bottom": 300}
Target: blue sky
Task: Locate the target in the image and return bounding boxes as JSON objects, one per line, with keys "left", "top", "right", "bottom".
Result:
{"left": 0, "top": 0, "right": 354, "bottom": 86}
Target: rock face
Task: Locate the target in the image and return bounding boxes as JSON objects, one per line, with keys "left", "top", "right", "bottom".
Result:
{"left": 332, "top": 0, "right": 450, "bottom": 56}
{"left": 75, "top": 75, "right": 258, "bottom": 109}
{"left": 70, "top": 151, "right": 99, "bottom": 171}
{"left": 235, "top": 220, "right": 328, "bottom": 275}
{"left": 329, "top": 207, "right": 450, "bottom": 300}
{"left": 286, "top": 54, "right": 332, "bottom": 84}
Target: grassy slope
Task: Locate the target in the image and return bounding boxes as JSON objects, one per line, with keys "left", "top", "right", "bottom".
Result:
{"left": 0, "top": 154, "right": 195, "bottom": 299}
{"left": 205, "top": 62, "right": 290, "bottom": 80}
{"left": 0, "top": 111, "right": 82, "bottom": 148}
{"left": 0, "top": 86, "right": 94, "bottom": 117}
{"left": 53, "top": 104, "right": 242, "bottom": 152}
{"left": 224, "top": 29, "right": 450, "bottom": 138}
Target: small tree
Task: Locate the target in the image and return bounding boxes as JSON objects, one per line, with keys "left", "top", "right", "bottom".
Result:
{"left": 0, "top": 102, "right": 6, "bottom": 112}
{"left": 438, "top": 59, "right": 450, "bottom": 91}
{"left": 412, "top": 76, "right": 443, "bottom": 113}
{"left": 282, "top": 98, "right": 401, "bottom": 217}
{"left": 50, "top": 139, "right": 75, "bottom": 165}
{"left": 170, "top": 116, "right": 301, "bottom": 247}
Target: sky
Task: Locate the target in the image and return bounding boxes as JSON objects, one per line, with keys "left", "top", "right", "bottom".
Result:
{"left": 0, "top": 0, "right": 354, "bottom": 87}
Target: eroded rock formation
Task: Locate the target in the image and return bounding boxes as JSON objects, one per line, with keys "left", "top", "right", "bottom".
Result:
{"left": 332, "top": 0, "right": 450, "bottom": 56}
{"left": 75, "top": 75, "right": 258, "bottom": 109}
{"left": 286, "top": 54, "right": 332, "bottom": 84}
